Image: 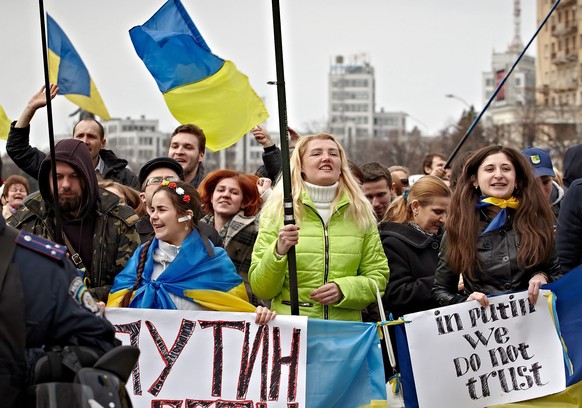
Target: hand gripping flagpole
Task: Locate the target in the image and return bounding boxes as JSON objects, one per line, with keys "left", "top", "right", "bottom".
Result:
{"left": 446, "top": 0, "right": 561, "bottom": 168}
{"left": 271, "top": 0, "right": 299, "bottom": 316}
{"left": 38, "top": 0, "right": 63, "bottom": 244}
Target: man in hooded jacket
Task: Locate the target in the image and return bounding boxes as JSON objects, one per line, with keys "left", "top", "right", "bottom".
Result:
{"left": 8, "top": 139, "right": 140, "bottom": 301}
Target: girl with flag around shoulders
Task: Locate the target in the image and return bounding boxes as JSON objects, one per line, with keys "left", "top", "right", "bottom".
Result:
{"left": 432, "top": 145, "right": 562, "bottom": 308}
{"left": 107, "top": 180, "right": 275, "bottom": 325}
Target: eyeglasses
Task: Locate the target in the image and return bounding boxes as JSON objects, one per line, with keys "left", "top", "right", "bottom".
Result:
{"left": 400, "top": 178, "right": 409, "bottom": 186}
{"left": 145, "top": 176, "right": 180, "bottom": 187}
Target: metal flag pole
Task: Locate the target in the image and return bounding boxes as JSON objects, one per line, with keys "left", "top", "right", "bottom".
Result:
{"left": 271, "top": 0, "right": 299, "bottom": 315}
{"left": 446, "top": 0, "right": 562, "bottom": 168}
{"left": 38, "top": 0, "right": 63, "bottom": 244}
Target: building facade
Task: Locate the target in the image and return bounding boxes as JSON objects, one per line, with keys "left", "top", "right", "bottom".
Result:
{"left": 482, "top": 0, "right": 537, "bottom": 146}
{"left": 535, "top": 0, "right": 581, "bottom": 147}
{"left": 103, "top": 116, "right": 168, "bottom": 170}
{"left": 328, "top": 53, "right": 407, "bottom": 152}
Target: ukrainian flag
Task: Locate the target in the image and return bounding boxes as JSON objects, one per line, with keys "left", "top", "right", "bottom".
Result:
{"left": 395, "top": 268, "right": 582, "bottom": 408}
{"left": 47, "top": 14, "right": 110, "bottom": 120}
{"left": 107, "top": 230, "right": 256, "bottom": 313}
{"left": 129, "top": 0, "right": 269, "bottom": 151}
{"left": 0, "top": 104, "right": 10, "bottom": 140}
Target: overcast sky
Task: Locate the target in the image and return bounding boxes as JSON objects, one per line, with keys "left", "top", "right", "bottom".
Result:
{"left": 0, "top": 0, "right": 536, "bottom": 150}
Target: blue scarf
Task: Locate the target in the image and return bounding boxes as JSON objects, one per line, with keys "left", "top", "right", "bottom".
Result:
{"left": 476, "top": 196, "right": 520, "bottom": 235}
{"left": 109, "top": 230, "right": 243, "bottom": 309}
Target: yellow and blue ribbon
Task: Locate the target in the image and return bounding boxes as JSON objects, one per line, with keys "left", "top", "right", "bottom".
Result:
{"left": 546, "top": 291, "right": 574, "bottom": 376}
{"left": 477, "top": 196, "right": 519, "bottom": 235}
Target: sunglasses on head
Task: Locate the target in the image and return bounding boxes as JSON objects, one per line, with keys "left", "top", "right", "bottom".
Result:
{"left": 145, "top": 176, "right": 180, "bottom": 186}
{"left": 400, "top": 178, "right": 409, "bottom": 186}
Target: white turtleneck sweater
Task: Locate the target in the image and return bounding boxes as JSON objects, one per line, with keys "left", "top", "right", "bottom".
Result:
{"left": 304, "top": 181, "right": 339, "bottom": 224}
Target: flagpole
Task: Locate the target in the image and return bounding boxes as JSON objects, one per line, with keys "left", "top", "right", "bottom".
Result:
{"left": 446, "top": 0, "right": 561, "bottom": 168}
{"left": 38, "top": 0, "right": 63, "bottom": 244}
{"left": 271, "top": 0, "right": 299, "bottom": 316}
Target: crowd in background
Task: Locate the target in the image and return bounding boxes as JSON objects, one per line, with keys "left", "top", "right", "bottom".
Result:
{"left": 3, "top": 86, "right": 582, "bottom": 388}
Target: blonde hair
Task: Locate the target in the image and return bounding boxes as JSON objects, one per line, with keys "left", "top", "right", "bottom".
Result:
{"left": 261, "top": 133, "right": 376, "bottom": 230}
{"left": 383, "top": 175, "right": 450, "bottom": 223}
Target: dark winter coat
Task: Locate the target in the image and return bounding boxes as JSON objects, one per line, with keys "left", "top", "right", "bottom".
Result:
{"left": 6, "top": 122, "right": 139, "bottom": 189}
{"left": 563, "top": 144, "right": 582, "bottom": 188}
{"left": 8, "top": 139, "right": 140, "bottom": 301}
{"left": 433, "top": 214, "right": 563, "bottom": 306}
{"left": 379, "top": 222, "right": 441, "bottom": 317}
{"left": 557, "top": 179, "right": 582, "bottom": 272}
{"left": 255, "top": 145, "right": 282, "bottom": 183}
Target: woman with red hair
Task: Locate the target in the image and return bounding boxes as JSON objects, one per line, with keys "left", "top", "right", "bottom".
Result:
{"left": 199, "top": 170, "right": 264, "bottom": 306}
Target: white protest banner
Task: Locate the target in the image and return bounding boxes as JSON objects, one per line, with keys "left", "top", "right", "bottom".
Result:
{"left": 404, "top": 290, "right": 565, "bottom": 408}
{"left": 105, "top": 308, "right": 308, "bottom": 407}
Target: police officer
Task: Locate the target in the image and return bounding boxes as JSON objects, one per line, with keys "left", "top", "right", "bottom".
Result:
{"left": 0, "top": 214, "right": 118, "bottom": 407}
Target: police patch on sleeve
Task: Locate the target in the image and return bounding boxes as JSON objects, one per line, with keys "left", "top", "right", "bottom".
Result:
{"left": 69, "top": 276, "right": 100, "bottom": 315}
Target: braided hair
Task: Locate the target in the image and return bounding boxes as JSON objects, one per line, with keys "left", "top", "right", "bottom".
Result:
{"left": 118, "top": 181, "right": 202, "bottom": 307}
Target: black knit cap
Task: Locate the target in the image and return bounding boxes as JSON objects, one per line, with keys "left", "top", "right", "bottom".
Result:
{"left": 138, "top": 157, "right": 185, "bottom": 188}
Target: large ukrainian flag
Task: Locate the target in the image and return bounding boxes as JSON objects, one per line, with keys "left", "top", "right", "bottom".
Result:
{"left": 107, "top": 230, "right": 256, "bottom": 312}
{"left": 129, "top": 0, "right": 269, "bottom": 151}
{"left": 47, "top": 14, "right": 110, "bottom": 120}
{"left": 0, "top": 104, "right": 10, "bottom": 140}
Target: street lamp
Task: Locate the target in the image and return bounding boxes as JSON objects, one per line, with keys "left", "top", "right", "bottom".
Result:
{"left": 445, "top": 94, "right": 471, "bottom": 110}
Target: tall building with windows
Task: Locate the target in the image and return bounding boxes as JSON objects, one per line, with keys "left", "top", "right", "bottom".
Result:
{"left": 104, "top": 116, "right": 168, "bottom": 170}
{"left": 535, "top": 0, "right": 581, "bottom": 145}
{"left": 328, "top": 53, "right": 406, "bottom": 151}
{"left": 482, "top": 0, "right": 537, "bottom": 146}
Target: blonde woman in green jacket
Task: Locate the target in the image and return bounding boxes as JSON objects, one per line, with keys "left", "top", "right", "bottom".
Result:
{"left": 249, "top": 133, "right": 390, "bottom": 321}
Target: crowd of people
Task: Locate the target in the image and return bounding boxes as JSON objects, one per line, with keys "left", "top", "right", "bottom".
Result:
{"left": 3, "top": 84, "right": 582, "bottom": 402}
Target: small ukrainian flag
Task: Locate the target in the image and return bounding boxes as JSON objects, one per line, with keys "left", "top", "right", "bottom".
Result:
{"left": 0, "top": 104, "right": 10, "bottom": 140}
{"left": 47, "top": 14, "right": 110, "bottom": 120}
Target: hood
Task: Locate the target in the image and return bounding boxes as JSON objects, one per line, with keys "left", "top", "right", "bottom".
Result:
{"left": 550, "top": 180, "right": 564, "bottom": 207}
{"left": 563, "top": 144, "right": 582, "bottom": 187}
{"left": 99, "top": 148, "right": 129, "bottom": 171}
{"left": 38, "top": 139, "right": 98, "bottom": 218}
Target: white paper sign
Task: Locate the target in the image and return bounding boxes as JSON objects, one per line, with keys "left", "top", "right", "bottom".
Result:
{"left": 106, "top": 308, "right": 308, "bottom": 408}
{"left": 404, "top": 290, "right": 565, "bottom": 408}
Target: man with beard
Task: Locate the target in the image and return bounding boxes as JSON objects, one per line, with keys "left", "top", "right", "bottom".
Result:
{"left": 8, "top": 139, "right": 140, "bottom": 302}
{"left": 168, "top": 124, "right": 207, "bottom": 188}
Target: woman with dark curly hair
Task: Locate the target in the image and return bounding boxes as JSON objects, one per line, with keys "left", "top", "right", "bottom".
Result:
{"left": 198, "top": 169, "right": 263, "bottom": 306}
{"left": 433, "top": 145, "right": 562, "bottom": 308}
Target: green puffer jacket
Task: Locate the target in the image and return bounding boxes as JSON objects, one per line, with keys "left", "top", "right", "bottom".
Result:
{"left": 250, "top": 190, "right": 389, "bottom": 321}
{"left": 9, "top": 188, "right": 140, "bottom": 301}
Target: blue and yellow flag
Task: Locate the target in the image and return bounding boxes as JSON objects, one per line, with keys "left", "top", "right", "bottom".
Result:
{"left": 396, "top": 267, "right": 582, "bottom": 408}
{"left": 47, "top": 14, "right": 110, "bottom": 120}
{"left": 107, "top": 229, "right": 255, "bottom": 312}
{"left": 129, "top": 0, "right": 269, "bottom": 151}
{"left": 0, "top": 104, "right": 10, "bottom": 140}
{"left": 307, "top": 319, "right": 387, "bottom": 407}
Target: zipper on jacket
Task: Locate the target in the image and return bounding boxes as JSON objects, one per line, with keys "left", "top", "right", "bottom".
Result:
{"left": 304, "top": 202, "right": 347, "bottom": 320}
{"left": 97, "top": 211, "right": 108, "bottom": 288}
{"left": 323, "top": 224, "right": 329, "bottom": 320}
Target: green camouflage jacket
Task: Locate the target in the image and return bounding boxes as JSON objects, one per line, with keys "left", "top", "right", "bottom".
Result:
{"left": 8, "top": 188, "right": 140, "bottom": 301}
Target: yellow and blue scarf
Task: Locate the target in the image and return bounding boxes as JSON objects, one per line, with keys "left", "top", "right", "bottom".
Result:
{"left": 476, "top": 196, "right": 519, "bottom": 235}
{"left": 107, "top": 230, "right": 254, "bottom": 312}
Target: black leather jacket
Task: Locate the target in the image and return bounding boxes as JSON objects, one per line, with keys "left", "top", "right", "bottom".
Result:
{"left": 433, "top": 218, "right": 563, "bottom": 306}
